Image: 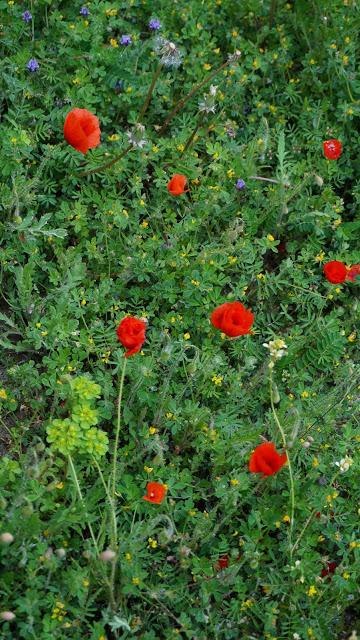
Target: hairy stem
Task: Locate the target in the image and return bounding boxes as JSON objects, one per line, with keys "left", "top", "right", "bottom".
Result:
{"left": 93, "top": 457, "right": 117, "bottom": 549}
{"left": 78, "top": 144, "right": 133, "bottom": 177}
{"left": 138, "top": 64, "right": 163, "bottom": 120}
{"left": 111, "top": 358, "right": 127, "bottom": 502}
{"left": 68, "top": 454, "right": 99, "bottom": 555}
{"left": 269, "top": 371, "right": 295, "bottom": 559}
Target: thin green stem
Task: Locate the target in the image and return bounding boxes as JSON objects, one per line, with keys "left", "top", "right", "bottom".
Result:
{"left": 93, "top": 457, "right": 117, "bottom": 549}
{"left": 138, "top": 64, "right": 163, "bottom": 121}
{"left": 78, "top": 144, "right": 133, "bottom": 177}
{"left": 111, "top": 358, "right": 127, "bottom": 502}
{"left": 68, "top": 457, "right": 117, "bottom": 610}
{"left": 269, "top": 371, "right": 295, "bottom": 559}
{"left": 291, "top": 471, "right": 340, "bottom": 555}
{"left": 68, "top": 454, "right": 99, "bottom": 555}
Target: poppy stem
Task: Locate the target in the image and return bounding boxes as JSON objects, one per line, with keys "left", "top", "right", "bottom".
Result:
{"left": 269, "top": 372, "right": 295, "bottom": 559}
{"left": 111, "top": 358, "right": 128, "bottom": 506}
{"left": 67, "top": 454, "right": 100, "bottom": 555}
{"left": 158, "top": 57, "right": 236, "bottom": 136}
{"left": 291, "top": 471, "right": 340, "bottom": 555}
{"left": 78, "top": 144, "right": 133, "bottom": 177}
{"left": 93, "top": 457, "right": 117, "bottom": 550}
{"left": 138, "top": 64, "right": 163, "bottom": 121}
{"left": 68, "top": 455, "right": 118, "bottom": 609}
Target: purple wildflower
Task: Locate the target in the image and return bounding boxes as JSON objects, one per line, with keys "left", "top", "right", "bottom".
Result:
{"left": 235, "top": 179, "right": 246, "bottom": 190}
{"left": 149, "top": 18, "right": 161, "bottom": 31}
{"left": 79, "top": 6, "right": 90, "bottom": 16}
{"left": 27, "top": 58, "right": 39, "bottom": 72}
{"left": 22, "top": 10, "right": 32, "bottom": 22}
{"left": 120, "top": 34, "right": 132, "bottom": 46}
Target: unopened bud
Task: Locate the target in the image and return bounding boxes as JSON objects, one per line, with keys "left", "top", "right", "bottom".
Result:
{"left": 314, "top": 174, "right": 324, "bottom": 187}
{"left": 44, "top": 547, "right": 53, "bottom": 560}
{"left": 55, "top": 548, "right": 66, "bottom": 558}
{"left": 303, "top": 441, "right": 311, "bottom": 448}
{"left": 99, "top": 549, "right": 116, "bottom": 562}
{"left": 0, "top": 611, "right": 16, "bottom": 621}
{"left": 0, "top": 533, "right": 14, "bottom": 544}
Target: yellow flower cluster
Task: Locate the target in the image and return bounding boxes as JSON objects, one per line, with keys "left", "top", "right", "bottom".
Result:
{"left": 51, "top": 601, "right": 67, "bottom": 621}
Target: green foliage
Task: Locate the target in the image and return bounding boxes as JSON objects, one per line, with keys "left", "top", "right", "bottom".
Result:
{"left": 0, "top": 1, "right": 359, "bottom": 639}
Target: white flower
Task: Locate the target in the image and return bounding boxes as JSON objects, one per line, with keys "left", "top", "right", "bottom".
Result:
{"left": 199, "top": 85, "right": 218, "bottom": 114}
{"left": 335, "top": 456, "right": 353, "bottom": 473}
{"left": 126, "top": 123, "right": 147, "bottom": 149}
{"left": 263, "top": 338, "right": 288, "bottom": 360}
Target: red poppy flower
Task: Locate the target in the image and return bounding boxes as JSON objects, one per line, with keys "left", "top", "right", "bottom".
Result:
{"left": 321, "top": 561, "right": 337, "bottom": 578}
{"left": 143, "top": 482, "right": 167, "bottom": 504}
{"left": 323, "top": 139, "right": 342, "bottom": 160}
{"left": 218, "top": 555, "right": 229, "bottom": 569}
{"left": 167, "top": 174, "right": 188, "bottom": 196}
{"left": 211, "top": 301, "right": 254, "bottom": 337}
{"left": 64, "top": 108, "right": 101, "bottom": 154}
{"left": 116, "top": 316, "right": 146, "bottom": 357}
{"left": 249, "top": 442, "right": 287, "bottom": 477}
{"left": 323, "top": 261, "right": 347, "bottom": 284}
{"left": 346, "top": 264, "right": 360, "bottom": 282}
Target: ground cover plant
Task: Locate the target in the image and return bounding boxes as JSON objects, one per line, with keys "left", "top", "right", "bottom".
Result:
{"left": 0, "top": 0, "right": 360, "bottom": 638}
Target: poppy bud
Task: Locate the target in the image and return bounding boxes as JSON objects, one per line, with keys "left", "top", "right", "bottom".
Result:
{"left": 0, "top": 611, "right": 16, "bottom": 621}
{"left": 0, "top": 533, "right": 14, "bottom": 544}
{"left": 314, "top": 175, "right": 324, "bottom": 187}
{"left": 272, "top": 383, "right": 280, "bottom": 404}
{"left": 99, "top": 549, "right": 116, "bottom": 561}
{"left": 55, "top": 548, "right": 66, "bottom": 558}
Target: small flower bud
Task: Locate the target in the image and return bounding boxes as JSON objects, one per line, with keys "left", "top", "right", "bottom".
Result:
{"left": 303, "top": 441, "right": 311, "bottom": 448}
{"left": 99, "top": 549, "right": 116, "bottom": 561}
{"left": 0, "top": 533, "right": 14, "bottom": 544}
{"left": 0, "top": 611, "right": 16, "bottom": 621}
{"left": 55, "top": 548, "right": 66, "bottom": 558}
{"left": 314, "top": 174, "right": 324, "bottom": 187}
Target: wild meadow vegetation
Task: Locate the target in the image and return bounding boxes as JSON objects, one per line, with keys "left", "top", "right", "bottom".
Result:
{"left": 0, "top": 0, "right": 359, "bottom": 638}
